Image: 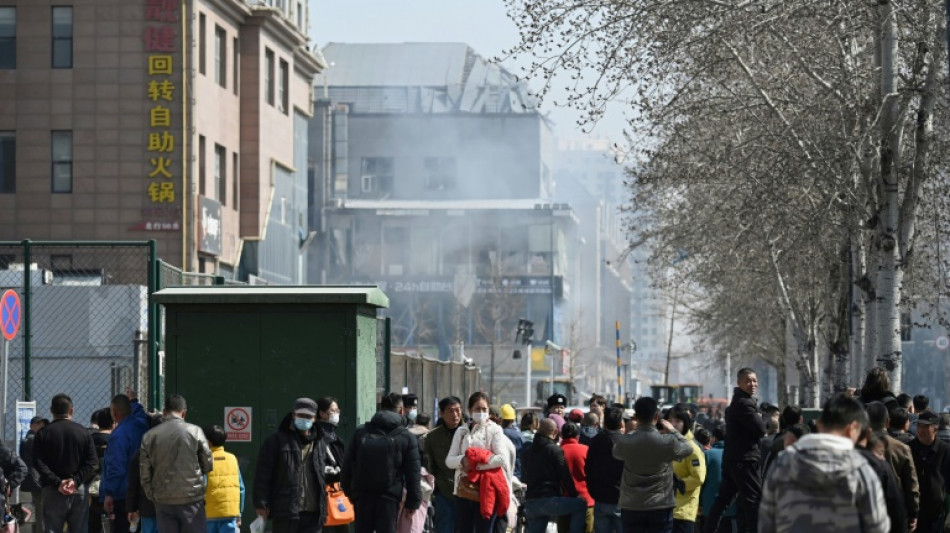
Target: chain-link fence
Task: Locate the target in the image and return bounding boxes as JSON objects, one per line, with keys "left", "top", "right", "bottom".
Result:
{"left": 0, "top": 241, "right": 157, "bottom": 444}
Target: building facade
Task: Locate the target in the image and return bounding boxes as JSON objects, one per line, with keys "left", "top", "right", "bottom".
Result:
{"left": 0, "top": 0, "right": 321, "bottom": 282}
{"left": 308, "top": 43, "right": 588, "bottom": 406}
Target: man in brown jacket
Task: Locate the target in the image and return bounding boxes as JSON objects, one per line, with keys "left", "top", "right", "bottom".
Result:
{"left": 867, "top": 401, "right": 919, "bottom": 531}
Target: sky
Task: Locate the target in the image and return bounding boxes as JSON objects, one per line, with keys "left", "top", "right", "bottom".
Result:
{"left": 308, "top": 0, "right": 628, "bottom": 144}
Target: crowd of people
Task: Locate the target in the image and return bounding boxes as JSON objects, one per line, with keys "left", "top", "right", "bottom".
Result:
{"left": 4, "top": 364, "right": 949, "bottom": 533}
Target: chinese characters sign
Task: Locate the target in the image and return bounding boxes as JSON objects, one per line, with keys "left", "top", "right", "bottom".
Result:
{"left": 145, "top": 0, "right": 179, "bottom": 207}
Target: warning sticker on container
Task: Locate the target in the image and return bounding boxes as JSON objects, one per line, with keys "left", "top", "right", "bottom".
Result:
{"left": 224, "top": 406, "right": 252, "bottom": 442}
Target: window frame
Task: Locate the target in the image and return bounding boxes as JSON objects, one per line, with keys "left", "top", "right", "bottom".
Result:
{"left": 198, "top": 13, "right": 206, "bottom": 75}
{"left": 0, "top": 7, "right": 15, "bottom": 70}
{"left": 214, "top": 143, "right": 226, "bottom": 204}
{"left": 214, "top": 25, "right": 226, "bottom": 88}
{"left": 264, "top": 48, "right": 275, "bottom": 106}
{"left": 278, "top": 58, "right": 288, "bottom": 114}
{"left": 51, "top": 6, "right": 72, "bottom": 69}
{"left": 51, "top": 130, "right": 73, "bottom": 193}
{"left": 0, "top": 131, "right": 14, "bottom": 194}
{"left": 198, "top": 135, "right": 206, "bottom": 195}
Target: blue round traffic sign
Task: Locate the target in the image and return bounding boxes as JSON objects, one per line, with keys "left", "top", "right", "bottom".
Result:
{"left": 1, "top": 290, "right": 21, "bottom": 341}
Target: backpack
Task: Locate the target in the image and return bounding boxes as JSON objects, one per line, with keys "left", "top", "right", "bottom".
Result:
{"left": 355, "top": 425, "right": 403, "bottom": 492}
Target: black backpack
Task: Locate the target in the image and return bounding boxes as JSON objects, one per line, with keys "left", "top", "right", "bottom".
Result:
{"left": 355, "top": 424, "right": 403, "bottom": 492}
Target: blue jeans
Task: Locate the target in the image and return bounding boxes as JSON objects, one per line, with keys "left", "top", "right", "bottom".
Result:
{"left": 593, "top": 502, "right": 622, "bottom": 533}
{"left": 206, "top": 518, "right": 239, "bottom": 533}
{"left": 140, "top": 518, "right": 158, "bottom": 533}
{"left": 524, "top": 497, "right": 586, "bottom": 533}
{"left": 621, "top": 508, "right": 673, "bottom": 533}
{"left": 433, "top": 492, "right": 458, "bottom": 533}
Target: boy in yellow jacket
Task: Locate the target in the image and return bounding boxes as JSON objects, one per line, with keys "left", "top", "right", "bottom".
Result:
{"left": 666, "top": 405, "right": 706, "bottom": 533}
{"left": 202, "top": 425, "right": 245, "bottom": 533}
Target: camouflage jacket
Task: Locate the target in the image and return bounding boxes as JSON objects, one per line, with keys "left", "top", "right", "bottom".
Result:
{"left": 760, "top": 433, "right": 889, "bottom": 533}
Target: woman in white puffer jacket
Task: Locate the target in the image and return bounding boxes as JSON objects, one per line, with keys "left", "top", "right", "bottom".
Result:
{"left": 445, "top": 392, "right": 514, "bottom": 533}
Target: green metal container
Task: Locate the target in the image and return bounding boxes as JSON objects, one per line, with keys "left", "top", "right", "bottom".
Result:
{"left": 153, "top": 285, "right": 389, "bottom": 527}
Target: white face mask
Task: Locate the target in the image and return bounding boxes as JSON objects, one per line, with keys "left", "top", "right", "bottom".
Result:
{"left": 329, "top": 413, "right": 340, "bottom": 425}
{"left": 471, "top": 412, "right": 489, "bottom": 424}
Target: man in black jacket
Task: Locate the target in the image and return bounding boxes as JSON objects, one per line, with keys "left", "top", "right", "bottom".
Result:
{"left": 33, "top": 393, "right": 98, "bottom": 533}
{"left": 703, "top": 368, "right": 766, "bottom": 533}
{"left": 254, "top": 398, "right": 329, "bottom": 533}
{"left": 584, "top": 407, "right": 624, "bottom": 533}
{"left": 342, "top": 393, "right": 421, "bottom": 533}
{"left": 909, "top": 411, "right": 950, "bottom": 533}
{"left": 522, "top": 418, "right": 586, "bottom": 533}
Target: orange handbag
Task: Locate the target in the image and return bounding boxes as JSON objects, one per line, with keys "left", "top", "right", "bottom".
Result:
{"left": 325, "top": 482, "right": 355, "bottom": 526}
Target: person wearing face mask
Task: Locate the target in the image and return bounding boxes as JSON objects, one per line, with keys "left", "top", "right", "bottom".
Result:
{"left": 253, "top": 397, "right": 330, "bottom": 533}
{"left": 317, "top": 397, "right": 345, "bottom": 489}
{"left": 445, "top": 392, "right": 515, "bottom": 533}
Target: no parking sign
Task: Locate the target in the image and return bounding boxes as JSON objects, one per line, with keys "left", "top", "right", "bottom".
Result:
{"left": 224, "top": 406, "right": 252, "bottom": 442}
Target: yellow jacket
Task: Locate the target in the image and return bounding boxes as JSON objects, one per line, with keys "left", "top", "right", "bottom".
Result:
{"left": 205, "top": 446, "right": 243, "bottom": 519}
{"left": 672, "top": 432, "right": 706, "bottom": 522}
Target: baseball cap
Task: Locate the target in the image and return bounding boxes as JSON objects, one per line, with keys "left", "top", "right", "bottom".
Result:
{"left": 547, "top": 393, "right": 567, "bottom": 408}
{"left": 622, "top": 409, "right": 635, "bottom": 421}
{"left": 293, "top": 397, "right": 317, "bottom": 417}
{"left": 918, "top": 411, "right": 940, "bottom": 426}
{"left": 568, "top": 409, "right": 584, "bottom": 423}
{"left": 489, "top": 406, "right": 501, "bottom": 418}
{"left": 501, "top": 404, "right": 516, "bottom": 421}
{"left": 403, "top": 393, "right": 419, "bottom": 408}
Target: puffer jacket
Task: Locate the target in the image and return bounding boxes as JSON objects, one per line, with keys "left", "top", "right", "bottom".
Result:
{"left": 671, "top": 431, "right": 705, "bottom": 522}
{"left": 759, "top": 433, "right": 890, "bottom": 533}
{"left": 254, "top": 413, "right": 329, "bottom": 522}
{"left": 342, "top": 410, "right": 422, "bottom": 510}
{"left": 140, "top": 414, "right": 214, "bottom": 505}
{"left": 611, "top": 425, "right": 692, "bottom": 511}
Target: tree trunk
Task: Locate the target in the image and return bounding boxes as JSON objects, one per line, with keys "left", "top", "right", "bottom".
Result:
{"left": 851, "top": 237, "right": 867, "bottom": 386}
{"left": 877, "top": 0, "right": 904, "bottom": 393}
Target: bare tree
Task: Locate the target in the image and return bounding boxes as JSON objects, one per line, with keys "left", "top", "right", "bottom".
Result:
{"left": 504, "top": 0, "right": 950, "bottom": 398}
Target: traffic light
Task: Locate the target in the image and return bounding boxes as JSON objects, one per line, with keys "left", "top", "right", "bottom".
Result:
{"left": 515, "top": 318, "right": 534, "bottom": 345}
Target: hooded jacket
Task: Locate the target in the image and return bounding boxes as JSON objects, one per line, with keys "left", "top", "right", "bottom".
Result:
{"left": 759, "top": 433, "right": 890, "bottom": 533}
{"left": 253, "top": 413, "right": 329, "bottom": 522}
{"left": 612, "top": 425, "right": 692, "bottom": 511}
{"left": 100, "top": 400, "right": 150, "bottom": 501}
{"left": 723, "top": 387, "right": 766, "bottom": 465}
{"left": 671, "top": 431, "right": 705, "bottom": 522}
{"left": 342, "top": 410, "right": 422, "bottom": 510}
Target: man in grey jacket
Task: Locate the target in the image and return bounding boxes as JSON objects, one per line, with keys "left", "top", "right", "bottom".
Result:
{"left": 140, "top": 394, "right": 214, "bottom": 533}
{"left": 612, "top": 396, "right": 692, "bottom": 533}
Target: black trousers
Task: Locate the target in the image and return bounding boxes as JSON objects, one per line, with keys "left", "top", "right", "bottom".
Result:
{"left": 354, "top": 498, "right": 399, "bottom": 533}
{"left": 703, "top": 460, "right": 760, "bottom": 533}
{"left": 273, "top": 511, "right": 324, "bottom": 533}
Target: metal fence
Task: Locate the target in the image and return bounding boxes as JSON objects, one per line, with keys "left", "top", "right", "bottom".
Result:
{"left": 387, "top": 351, "right": 481, "bottom": 417}
{"left": 0, "top": 240, "right": 157, "bottom": 443}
